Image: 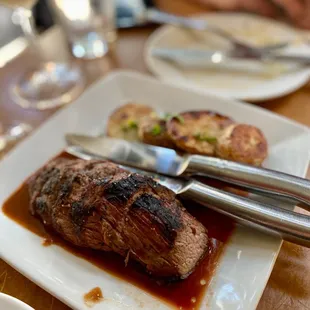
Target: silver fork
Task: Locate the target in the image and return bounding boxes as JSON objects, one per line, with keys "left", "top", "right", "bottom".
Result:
{"left": 147, "top": 9, "right": 288, "bottom": 58}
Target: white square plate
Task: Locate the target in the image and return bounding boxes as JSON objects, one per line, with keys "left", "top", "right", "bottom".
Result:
{"left": 0, "top": 71, "right": 309, "bottom": 310}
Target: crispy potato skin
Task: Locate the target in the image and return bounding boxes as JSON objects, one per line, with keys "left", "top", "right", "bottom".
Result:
{"left": 167, "top": 111, "right": 234, "bottom": 155}
{"left": 106, "top": 103, "right": 155, "bottom": 141}
{"left": 139, "top": 116, "right": 175, "bottom": 148}
{"left": 215, "top": 124, "right": 268, "bottom": 166}
{"left": 107, "top": 104, "right": 269, "bottom": 166}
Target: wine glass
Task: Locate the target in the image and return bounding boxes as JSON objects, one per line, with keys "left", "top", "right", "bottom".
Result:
{"left": 1, "top": 0, "right": 85, "bottom": 110}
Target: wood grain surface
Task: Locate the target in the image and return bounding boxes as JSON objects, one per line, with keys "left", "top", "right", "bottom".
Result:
{"left": 1, "top": 2, "right": 310, "bottom": 309}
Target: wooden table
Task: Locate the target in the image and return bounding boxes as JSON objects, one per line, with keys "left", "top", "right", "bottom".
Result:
{"left": 1, "top": 11, "right": 310, "bottom": 310}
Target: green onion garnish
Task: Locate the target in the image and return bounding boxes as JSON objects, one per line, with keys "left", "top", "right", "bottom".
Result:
{"left": 121, "top": 120, "right": 138, "bottom": 132}
{"left": 151, "top": 124, "right": 162, "bottom": 136}
{"left": 194, "top": 132, "right": 217, "bottom": 143}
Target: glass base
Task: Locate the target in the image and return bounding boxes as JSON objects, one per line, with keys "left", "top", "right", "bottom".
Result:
{"left": 0, "top": 122, "right": 32, "bottom": 153}
{"left": 11, "top": 62, "right": 84, "bottom": 110}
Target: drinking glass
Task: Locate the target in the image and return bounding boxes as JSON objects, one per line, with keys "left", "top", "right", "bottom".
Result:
{"left": 49, "top": 0, "right": 116, "bottom": 60}
{"left": 0, "top": 0, "right": 85, "bottom": 110}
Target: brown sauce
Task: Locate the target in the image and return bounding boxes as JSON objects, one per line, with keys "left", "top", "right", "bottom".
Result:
{"left": 2, "top": 152, "right": 235, "bottom": 310}
{"left": 42, "top": 237, "right": 53, "bottom": 247}
{"left": 84, "top": 287, "right": 104, "bottom": 307}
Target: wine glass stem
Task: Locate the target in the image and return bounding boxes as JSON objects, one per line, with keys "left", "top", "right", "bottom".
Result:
{"left": 15, "top": 7, "right": 45, "bottom": 62}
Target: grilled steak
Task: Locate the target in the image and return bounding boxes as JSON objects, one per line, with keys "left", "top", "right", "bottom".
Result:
{"left": 29, "top": 158, "right": 208, "bottom": 279}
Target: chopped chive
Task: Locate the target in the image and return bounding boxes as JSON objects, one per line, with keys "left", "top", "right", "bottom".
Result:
{"left": 194, "top": 132, "right": 217, "bottom": 143}
{"left": 121, "top": 119, "right": 138, "bottom": 132}
{"left": 163, "top": 113, "right": 173, "bottom": 121}
{"left": 127, "top": 120, "right": 138, "bottom": 129}
{"left": 151, "top": 124, "right": 162, "bottom": 136}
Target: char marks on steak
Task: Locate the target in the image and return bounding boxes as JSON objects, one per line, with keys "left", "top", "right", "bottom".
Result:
{"left": 28, "top": 158, "right": 208, "bottom": 279}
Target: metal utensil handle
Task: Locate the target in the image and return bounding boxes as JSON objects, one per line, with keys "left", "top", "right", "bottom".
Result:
{"left": 181, "top": 180, "right": 310, "bottom": 247}
{"left": 271, "top": 54, "right": 310, "bottom": 65}
{"left": 147, "top": 9, "right": 209, "bottom": 30}
{"left": 149, "top": 9, "right": 248, "bottom": 50}
{"left": 187, "top": 155, "right": 310, "bottom": 208}
{"left": 146, "top": 9, "right": 236, "bottom": 42}
{"left": 146, "top": 9, "right": 288, "bottom": 53}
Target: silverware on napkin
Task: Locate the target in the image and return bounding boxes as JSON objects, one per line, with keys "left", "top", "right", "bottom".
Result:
{"left": 66, "top": 134, "right": 310, "bottom": 208}
{"left": 66, "top": 145, "right": 310, "bottom": 247}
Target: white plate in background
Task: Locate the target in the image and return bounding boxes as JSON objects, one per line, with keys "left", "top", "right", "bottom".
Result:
{"left": 0, "top": 293, "right": 33, "bottom": 310}
{"left": 0, "top": 71, "right": 309, "bottom": 310}
{"left": 145, "top": 13, "right": 310, "bottom": 101}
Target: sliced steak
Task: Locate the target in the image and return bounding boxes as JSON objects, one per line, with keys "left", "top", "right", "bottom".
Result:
{"left": 28, "top": 158, "right": 208, "bottom": 279}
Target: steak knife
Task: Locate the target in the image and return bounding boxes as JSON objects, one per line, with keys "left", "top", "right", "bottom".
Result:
{"left": 153, "top": 47, "right": 310, "bottom": 66}
{"left": 66, "top": 134, "right": 310, "bottom": 208}
{"left": 66, "top": 145, "right": 310, "bottom": 248}
{"left": 152, "top": 48, "right": 300, "bottom": 75}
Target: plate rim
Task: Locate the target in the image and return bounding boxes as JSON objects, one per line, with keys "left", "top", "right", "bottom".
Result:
{"left": 0, "top": 293, "right": 34, "bottom": 310}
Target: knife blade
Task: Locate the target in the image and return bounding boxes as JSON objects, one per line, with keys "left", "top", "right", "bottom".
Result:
{"left": 152, "top": 47, "right": 305, "bottom": 72}
{"left": 66, "top": 145, "right": 310, "bottom": 248}
{"left": 66, "top": 134, "right": 186, "bottom": 176}
{"left": 65, "top": 134, "right": 310, "bottom": 208}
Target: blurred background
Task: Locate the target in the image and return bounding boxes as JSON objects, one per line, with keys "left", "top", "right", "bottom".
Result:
{"left": 0, "top": 0, "right": 156, "bottom": 47}
{"left": 2, "top": 0, "right": 310, "bottom": 48}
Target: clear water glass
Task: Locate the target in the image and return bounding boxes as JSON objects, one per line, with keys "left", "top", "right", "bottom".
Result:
{"left": 2, "top": 1, "right": 85, "bottom": 110}
{"left": 49, "top": 0, "right": 116, "bottom": 59}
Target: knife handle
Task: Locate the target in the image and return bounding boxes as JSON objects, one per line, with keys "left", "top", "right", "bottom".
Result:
{"left": 186, "top": 155, "right": 310, "bottom": 209}
{"left": 147, "top": 9, "right": 206, "bottom": 30}
{"left": 147, "top": 9, "right": 240, "bottom": 43}
{"left": 272, "top": 54, "right": 310, "bottom": 65}
{"left": 181, "top": 180, "right": 310, "bottom": 247}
